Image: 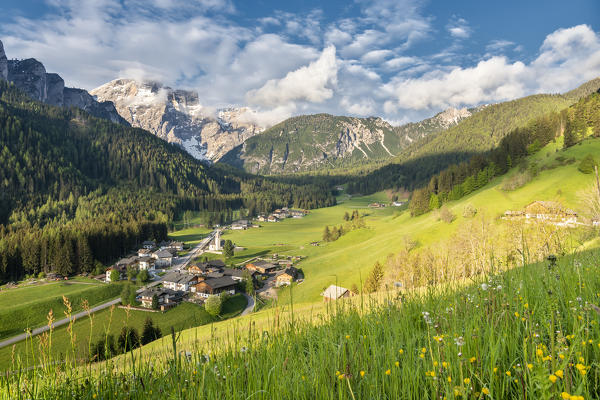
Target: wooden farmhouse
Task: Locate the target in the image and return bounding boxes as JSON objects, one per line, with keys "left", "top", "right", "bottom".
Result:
{"left": 191, "top": 276, "right": 238, "bottom": 298}
{"left": 246, "top": 260, "right": 278, "bottom": 274}
{"left": 275, "top": 267, "right": 299, "bottom": 287}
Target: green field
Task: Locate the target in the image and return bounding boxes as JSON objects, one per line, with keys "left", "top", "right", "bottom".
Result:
{"left": 185, "top": 138, "right": 600, "bottom": 306}
{"left": 1, "top": 294, "right": 247, "bottom": 371}
{"left": 0, "top": 281, "right": 125, "bottom": 340}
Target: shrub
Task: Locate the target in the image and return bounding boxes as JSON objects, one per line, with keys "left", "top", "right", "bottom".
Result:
{"left": 137, "top": 269, "right": 149, "bottom": 283}
{"left": 578, "top": 154, "right": 598, "bottom": 174}
{"left": 140, "top": 318, "right": 162, "bottom": 345}
{"left": 438, "top": 206, "right": 456, "bottom": 223}
{"left": 117, "top": 326, "right": 140, "bottom": 353}
{"left": 110, "top": 269, "right": 120, "bottom": 282}
{"left": 462, "top": 204, "right": 477, "bottom": 218}
{"left": 501, "top": 172, "right": 532, "bottom": 191}
{"left": 204, "top": 295, "right": 222, "bottom": 317}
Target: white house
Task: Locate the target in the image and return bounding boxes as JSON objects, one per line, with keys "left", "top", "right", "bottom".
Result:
{"left": 153, "top": 250, "right": 173, "bottom": 267}
{"left": 138, "top": 256, "right": 155, "bottom": 271}
{"left": 162, "top": 272, "right": 198, "bottom": 292}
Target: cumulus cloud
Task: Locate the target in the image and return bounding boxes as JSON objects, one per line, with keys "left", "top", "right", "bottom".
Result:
{"left": 383, "top": 24, "right": 600, "bottom": 112}
{"left": 247, "top": 45, "right": 338, "bottom": 108}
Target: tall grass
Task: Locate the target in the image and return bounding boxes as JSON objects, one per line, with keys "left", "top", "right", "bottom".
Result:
{"left": 2, "top": 250, "right": 600, "bottom": 399}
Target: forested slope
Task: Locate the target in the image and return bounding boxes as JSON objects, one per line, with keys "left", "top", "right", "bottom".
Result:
{"left": 0, "top": 81, "right": 335, "bottom": 282}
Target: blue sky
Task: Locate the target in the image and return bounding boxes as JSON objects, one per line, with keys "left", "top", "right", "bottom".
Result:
{"left": 0, "top": 0, "right": 599, "bottom": 126}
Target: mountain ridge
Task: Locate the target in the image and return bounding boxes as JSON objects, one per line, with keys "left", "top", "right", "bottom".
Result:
{"left": 0, "top": 39, "right": 127, "bottom": 125}
{"left": 90, "top": 79, "right": 265, "bottom": 162}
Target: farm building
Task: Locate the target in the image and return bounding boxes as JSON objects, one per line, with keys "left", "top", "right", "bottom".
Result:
{"left": 276, "top": 267, "right": 299, "bottom": 287}
{"left": 321, "top": 285, "right": 351, "bottom": 301}
{"left": 192, "top": 277, "right": 238, "bottom": 298}
{"left": 139, "top": 287, "right": 182, "bottom": 309}
{"left": 246, "top": 260, "right": 278, "bottom": 274}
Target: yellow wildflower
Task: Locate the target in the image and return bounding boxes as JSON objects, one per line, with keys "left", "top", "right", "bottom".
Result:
{"left": 549, "top": 374, "right": 558, "bottom": 383}
{"left": 395, "top": 361, "right": 400, "bottom": 367}
{"left": 421, "top": 347, "right": 427, "bottom": 353}
{"left": 433, "top": 361, "right": 439, "bottom": 367}
{"left": 345, "top": 335, "right": 350, "bottom": 339}
{"left": 360, "top": 371, "right": 365, "bottom": 377}
{"left": 527, "top": 363, "right": 533, "bottom": 370}
{"left": 561, "top": 393, "right": 571, "bottom": 400}
{"left": 482, "top": 387, "right": 490, "bottom": 395}
{"left": 464, "top": 378, "right": 470, "bottom": 384}
{"left": 506, "top": 371, "right": 511, "bottom": 377}
{"left": 555, "top": 370, "right": 564, "bottom": 379}
{"left": 442, "top": 362, "right": 448, "bottom": 368}
{"left": 469, "top": 357, "right": 476, "bottom": 363}
{"left": 447, "top": 376, "right": 452, "bottom": 383}
{"left": 493, "top": 367, "right": 498, "bottom": 373}
{"left": 385, "top": 369, "right": 391, "bottom": 375}
{"left": 399, "top": 349, "right": 404, "bottom": 355}
{"left": 338, "top": 374, "right": 345, "bottom": 380}
{"left": 515, "top": 312, "right": 519, "bottom": 317}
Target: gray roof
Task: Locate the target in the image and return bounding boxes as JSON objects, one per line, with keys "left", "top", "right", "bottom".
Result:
{"left": 222, "top": 267, "right": 246, "bottom": 278}
{"left": 140, "top": 287, "right": 178, "bottom": 298}
{"left": 154, "top": 250, "right": 173, "bottom": 259}
{"left": 252, "top": 260, "right": 276, "bottom": 269}
{"left": 202, "top": 276, "right": 238, "bottom": 290}
{"left": 162, "top": 272, "right": 197, "bottom": 285}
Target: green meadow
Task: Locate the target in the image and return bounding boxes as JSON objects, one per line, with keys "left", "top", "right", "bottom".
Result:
{"left": 4, "top": 246, "right": 600, "bottom": 399}
{"left": 0, "top": 281, "right": 125, "bottom": 340}
{"left": 195, "top": 138, "right": 600, "bottom": 305}
{"left": 0, "top": 294, "right": 247, "bottom": 371}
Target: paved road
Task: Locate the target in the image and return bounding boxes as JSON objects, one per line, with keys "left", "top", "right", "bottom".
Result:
{"left": 0, "top": 232, "right": 217, "bottom": 349}
{"left": 172, "top": 231, "right": 215, "bottom": 271}
{"left": 240, "top": 293, "right": 255, "bottom": 316}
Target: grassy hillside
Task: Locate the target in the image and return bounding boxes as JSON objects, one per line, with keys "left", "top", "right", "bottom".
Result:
{"left": 4, "top": 246, "right": 600, "bottom": 398}
{"left": 0, "top": 294, "right": 247, "bottom": 371}
{"left": 0, "top": 280, "right": 124, "bottom": 340}
{"left": 215, "top": 138, "right": 599, "bottom": 305}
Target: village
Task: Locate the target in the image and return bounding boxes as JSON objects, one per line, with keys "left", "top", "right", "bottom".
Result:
{"left": 96, "top": 212, "right": 316, "bottom": 312}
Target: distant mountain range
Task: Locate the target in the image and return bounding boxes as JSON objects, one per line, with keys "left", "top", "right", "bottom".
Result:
{"left": 90, "top": 79, "right": 264, "bottom": 162}
{"left": 220, "top": 107, "right": 476, "bottom": 174}
{"left": 0, "top": 40, "right": 127, "bottom": 125}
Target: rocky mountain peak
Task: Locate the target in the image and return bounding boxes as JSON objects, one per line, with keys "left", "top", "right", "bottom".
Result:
{"left": 0, "top": 39, "right": 127, "bottom": 124}
{"left": 434, "top": 107, "right": 472, "bottom": 128}
{"left": 91, "top": 79, "right": 265, "bottom": 161}
{"left": 0, "top": 40, "right": 7, "bottom": 80}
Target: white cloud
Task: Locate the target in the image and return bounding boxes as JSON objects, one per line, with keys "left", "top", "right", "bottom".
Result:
{"left": 383, "top": 24, "right": 600, "bottom": 112}
{"left": 247, "top": 45, "right": 338, "bottom": 108}
{"left": 361, "top": 49, "right": 393, "bottom": 64}
{"left": 447, "top": 17, "right": 471, "bottom": 39}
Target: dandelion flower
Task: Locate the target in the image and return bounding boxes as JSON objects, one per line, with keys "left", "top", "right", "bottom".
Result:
{"left": 360, "top": 371, "right": 365, "bottom": 377}
{"left": 399, "top": 349, "right": 404, "bottom": 355}
{"left": 385, "top": 369, "right": 391, "bottom": 376}
{"left": 345, "top": 335, "right": 350, "bottom": 339}
{"left": 527, "top": 364, "right": 533, "bottom": 370}
{"left": 549, "top": 374, "right": 558, "bottom": 383}
{"left": 463, "top": 378, "right": 470, "bottom": 384}
{"left": 395, "top": 361, "right": 399, "bottom": 367}
{"left": 482, "top": 387, "right": 490, "bottom": 395}
{"left": 561, "top": 393, "right": 571, "bottom": 400}
{"left": 469, "top": 357, "right": 476, "bottom": 363}
{"left": 447, "top": 376, "right": 452, "bottom": 383}
{"left": 506, "top": 371, "right": 511, "bottom": 377}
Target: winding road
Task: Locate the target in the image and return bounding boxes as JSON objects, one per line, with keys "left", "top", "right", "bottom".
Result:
{"left": 0, "top": 232, "right": 216, "bottom": 350}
